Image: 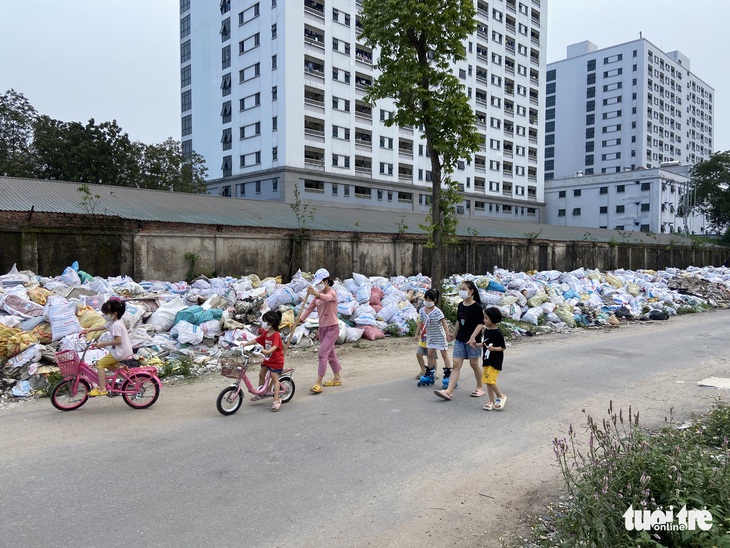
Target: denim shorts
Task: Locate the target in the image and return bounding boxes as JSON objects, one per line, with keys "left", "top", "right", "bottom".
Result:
{"left": 263, "top": 365, "right": 283, "bottom": 375}
{"left": 452, "top": 339, "right": 482, "bottom": 359}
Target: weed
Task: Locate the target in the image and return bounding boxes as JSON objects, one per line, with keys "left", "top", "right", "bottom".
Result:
{"left": 352, "top": 341, "right": 368, "bottom": 349}
{"left": 440, "top": 297, "right": 458, "bottom": 324}
{"left": 537, "top": 400, "right": 730, "bottom": 547}
{"left": 158, "top": 355, "right": 194, "bottom": 378}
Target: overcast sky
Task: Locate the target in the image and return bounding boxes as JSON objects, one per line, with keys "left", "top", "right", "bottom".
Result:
{"left": 1, "top": 0, "right": 728, "bottom": 151}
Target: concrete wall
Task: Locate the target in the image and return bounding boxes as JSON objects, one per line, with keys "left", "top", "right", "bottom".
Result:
{"left": 1, "top": 213, "right": 726, "bottom": 281}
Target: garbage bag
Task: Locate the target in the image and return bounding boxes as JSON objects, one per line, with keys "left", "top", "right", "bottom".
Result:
{"left": 147, "top": 296, "right": 188, "bottom": 332}
{"left": 44, "top": 296, "right": 83, "bottom": 341}
{"left": 170, "top": 320, "right": 204, "bottom": 344}
{"left": 361, "top": 325, "right": 385, "bottom": 340}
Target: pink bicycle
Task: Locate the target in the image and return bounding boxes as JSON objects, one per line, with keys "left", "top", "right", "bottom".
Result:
{"left": 216, "top": 348, "right": 295, "bottom": 415}
{"left": 50, "top": 341, "right": 161, "bottom": 411}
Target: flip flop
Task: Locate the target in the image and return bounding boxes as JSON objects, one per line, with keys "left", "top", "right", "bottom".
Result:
{"left": 323, "top": 380, "right": 342, "bottom": 386}
{"left": 434, "top": 389, "right": 452, "bottom": 401}
{"left": 470, "top": 388, "right": 486, "bottom": 397}
{"left": 483, "top": 402, "right": 495, "bottom": 411}
{"left": 310, "top": 384, "right": 323, "bottom": 394}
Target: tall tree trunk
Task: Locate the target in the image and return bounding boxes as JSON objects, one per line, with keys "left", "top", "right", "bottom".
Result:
{"left": 430, "top": 149, "right": 442, "bottom": 302}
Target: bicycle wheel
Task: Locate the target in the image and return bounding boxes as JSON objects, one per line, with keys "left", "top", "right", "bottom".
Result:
{"left": 51, "top": 379, "right": 91, "bottom": 411}
{"left": 216, "top": 386, "right": 244, "bottom": 415}
{"left": 121, "top": 374, "right": 160, "bottom": 409}
{"left": 279, "top": 377, "right": 295, "bottom": 404}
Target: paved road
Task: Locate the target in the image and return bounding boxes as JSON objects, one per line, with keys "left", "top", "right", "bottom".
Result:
{"left": 1, "top": 310, "right": 728, "bottom": 547}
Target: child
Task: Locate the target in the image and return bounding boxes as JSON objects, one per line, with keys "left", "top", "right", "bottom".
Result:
{"left": 474, "top": 307, "right": 507, "bottom": 411}
{"left": 415, "top": 322, "right": 438, "bottom": 379}
{"left": 444, "top": 280, "right": 484, "bottom": 397}
{"left": 411, "top": 289, "right": 451, "bottom": 397}
{"left": 241, "top": 310, "right": 285, "bottom": 411}
{"left": 84, "top": 299, "right": 134, "bottom": 397}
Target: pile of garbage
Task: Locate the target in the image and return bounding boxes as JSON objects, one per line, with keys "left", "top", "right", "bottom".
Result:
{"left": 0, "top": 262, "right": 728, "bottom": 402}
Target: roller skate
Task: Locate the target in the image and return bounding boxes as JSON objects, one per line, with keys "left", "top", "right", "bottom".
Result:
{"left": 442, "top": 367, "right": 452, "bottom": 390}
{"left": 417, "top": 367, "right": 436, "bottom": 386}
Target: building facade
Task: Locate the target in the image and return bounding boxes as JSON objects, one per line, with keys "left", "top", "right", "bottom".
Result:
{"left": 545, "top": 39, "right": 714, "bottom": 181}
{"left": 180, "top": 0, "right": 547, "bottom": 222}
{"left": 544, "top": 164, "right": 710, "bottom": 235}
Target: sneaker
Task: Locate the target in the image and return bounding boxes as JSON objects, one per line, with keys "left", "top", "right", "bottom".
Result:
{"left": 88, "top": 388, "right": 108, "bottom": 397}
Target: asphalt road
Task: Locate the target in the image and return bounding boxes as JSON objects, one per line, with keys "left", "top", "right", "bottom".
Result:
{"left": 1, "top": 309, "right": 728, "bottom": 547}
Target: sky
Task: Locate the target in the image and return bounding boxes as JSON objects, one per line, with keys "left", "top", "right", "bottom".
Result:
{"left": 1, "top": 0, "right": 729, "bottom": 151}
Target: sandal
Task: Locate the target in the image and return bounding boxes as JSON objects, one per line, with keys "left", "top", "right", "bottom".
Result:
{"left": 434, "top": 389, "right": 452, "bottom": 401}
{"left": 470, "top": 388, "right": 485, "bottom": 397}
{"left": 483, "top": 402, "right": 495, "bottom": 411}
{"left": 323, "top": 379, "right": 342, "bottom": 386}
{"left": 271, "top": 400, "right": 281, "bottom": 412}
{"left": 495, "top": 394, "right": 507, "bottom": 410}
{"left": 310, "top": 384, "right": 323, "bottom": 394}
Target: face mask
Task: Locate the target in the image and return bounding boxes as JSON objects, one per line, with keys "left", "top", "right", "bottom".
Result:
{"left": 103, "top": 314, "right": 113, "bottom": 322}
{"left": 424, "top": 301, "right": 435, "bottom": 308}
{"left": 261, "top": 322, "right": 270, "bottom": 330}
{"left": 315, "top": 283, "right": 325, "bottom": 291}
{"left": 458, "top": 290, "right": 469, "bottom": 300}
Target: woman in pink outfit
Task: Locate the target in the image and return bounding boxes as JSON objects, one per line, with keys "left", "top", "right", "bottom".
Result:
{"left": 300, "top": 268, "right": 343, "bottom": 394}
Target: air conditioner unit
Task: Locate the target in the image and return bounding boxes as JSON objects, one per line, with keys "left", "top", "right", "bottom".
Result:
{"left": 575, "top": 171, "right": 584, "bottom": 177}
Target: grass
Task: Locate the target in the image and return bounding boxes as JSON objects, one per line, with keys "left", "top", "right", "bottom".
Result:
{"left": 528, "top": 399, "right": 730, "bottom": 547}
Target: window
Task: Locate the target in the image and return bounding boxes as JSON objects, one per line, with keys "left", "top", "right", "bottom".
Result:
{"left": 271, "top": 23, "right": 277, "bottom": 39}
{"left": 272, "top": 178, "right": 278, "bottom": 192}
{"left": 616, "top": 185, "right": 625, "bottom": 193}
{"left": 220, "top": 17, "right": 230, "bottom": 41}
{"left": 379, "top": 136, "right": 393, "bottom": 149}
{"left": 586, "top": 100, "right": 595, "bottom": 112}
{"left": 221, "top": 73, "right": 231, "bottom": 96}
{"left": 641, "top": 182, "right": 651, "bottom": 191}
{"left": 181, "top": 15, "right": 191, "bottom": 38}
{"left": 240, "top": 92, "right": 261, "bottom": 110}
{"left": 181, "top": 65, "right": 191, "bottom": 87}
{"left": 239, "top": 33, "right": 260, "bottom": 54}
{"left": 240, "top": 151, "right": 261, "bottom": 167}
{"left": 558, "top": 191, "right": 566, "bottom": 198}
{"left": 600, "top": 186, "right": 608, "bottom": 194}
{"left": 180, "top": 0, "right": 190, "bottom": 13}
{"left": 586, "top": 86, "right": 595, "bottom": 98}
{"left": 239, "top": 122, "right": 261, "bottom": 139}
{"left": 181, "top": 40, "right": 191, "bottom": 63}
{"left": 641, "top": 203, "right": 650, "bottom": 212}
{"left": 221, "top": 101, "right": 231, "bottom": 124}
{"left": 573, "top": 189, "right": 582, "bottom": 197}
{"left": 603, "top": 68, "right": 623, "bottom": 78}
{"left": 221, "top": 45, "right": 231, "bottom": 69}
{"left": 272, "top": 55, "right": 277, "bottom": 70}
{"left": 557, "top": 209, "right": 566, "bottom": 217}
{"left": 222, "top": 156, "right": 232, "bottom": 177}
{"left": 181, "top": 90, "right": 192, "bottom": 112}
{"left": 255, "top": 180, "right": 262, "bottom": 194}
{"left": 616, "top": 205, "right": 625, "bottom": 213}
{"left": 587, "top": 59, "right": 596, "bottom": 71}
{"left": 572, "top": 208, "right": 581, "bottom": 216}
{"left": 604, "top": 53, "right": 623, "bottom": 64}
{"left": 239, "top": 63, "right": 260, "bottom": 82}
{"left": 379, "top": 162, "right": 393, "bottom": 175}
{"left": 221, "top": 128, "right": 232, "bottom": 150}
{"left": 586, "top": 127, "right": 594, "bottom": 139}
{"left": 585, "top": 141, "right": 594, "bottom": 152}
{"left": 600, "top": 206, "right": 608, "bottom": 214}
{"left": 546, "top": 96, "right": 555, "bottom": 107}
{"left": 182, "top": 114, "right": 192, "bottom": 136}
{"left": 239, "top": 3, "right": 260, "bottom": 25}
{"left": 587, "top": 73, "right": 596, "bottom": 85}
{"left": 333, "top": 38, "right": 351, "bottom": 55}
{"left": 220, "top": 0, "right": 230, "bottom": 13}
{"left": 604, "top": 82, "right": 622, "bottom": 92}
{"left": 546, "top": 69, "right": 556, "bottom": 81}
{"left": 272, "top": 116, "right": 277, "bottom": 131}
{"left": 271, "top": 86, "right": 277, "bottom": 100}
{"left": 332, "top": 97, "right": 350, "bottom": 112}
{"left": 182, "top": 140, "right": 192, "bottom": 159}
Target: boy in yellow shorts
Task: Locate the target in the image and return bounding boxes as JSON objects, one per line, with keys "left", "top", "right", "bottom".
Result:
{"left": 473, "top": 307, "right": 507, "bottom": 411}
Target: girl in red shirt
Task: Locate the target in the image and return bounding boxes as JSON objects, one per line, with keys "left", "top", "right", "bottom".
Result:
{"left": 243, "top": 310, "right": 285, "bottom": 411}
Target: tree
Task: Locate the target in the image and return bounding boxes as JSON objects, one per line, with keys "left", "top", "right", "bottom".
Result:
{"left": 0, "top": 89, "right": 38, "bottom": 177}
{"left": 360, "top": 0, "right": 481, "bottom": 292}
{"left": 33, "top": 116, "right": 142, "bottom": 186}
{"left": 138, "top": 137, "right": 208, "bottom": 193}
{"left": 689, "top": 151, "right": 730, "bottom": 238}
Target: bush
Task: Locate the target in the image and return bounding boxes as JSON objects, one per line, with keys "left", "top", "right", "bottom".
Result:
{"left": 541, "top": 400, "right": 730, "bottom": 547}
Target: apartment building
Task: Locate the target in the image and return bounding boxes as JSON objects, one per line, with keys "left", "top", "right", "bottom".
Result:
{"left": 180, "top": 0, "right": 547, "bottom": 222}
{"left": 545, "top": 39, "right": 714, "bottom": 181}
{"left": 544, "top": 164, "right": 710, "bottom": 235}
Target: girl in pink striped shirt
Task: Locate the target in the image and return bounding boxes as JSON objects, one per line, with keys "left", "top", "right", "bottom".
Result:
{"left": 301, "top": 268, "right": 343, "bottom": 394}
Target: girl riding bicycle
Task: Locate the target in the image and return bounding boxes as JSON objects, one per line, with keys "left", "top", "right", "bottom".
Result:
{"left": 240, "top": 310, "right": 285, "bottom": 411}
{"left": 83, "top": 298, "right": 134, "bottom": 397}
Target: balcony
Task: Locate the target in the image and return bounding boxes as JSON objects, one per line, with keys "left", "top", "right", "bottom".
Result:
{"left": 304, "top": 87, "right": 325, "bottom": 111}
{"left": 304, "top": 26, "right": 325, "bottom": 48}
{"left": 398, "top": 139, "right": 413, "bottom": 159}
{"left": 355, "top": 131, "right": 372, "bottom": 151}
{"left": 304, "top": 146, "right": 325, "bottom": 169}
{"left": 304, "top": 0, "right": 325, "bottom": 18}
{"left": 355, "top": 73, "right": 372, "bottom": 93}
{"left": 355, "top": 100, "right": 372, "bottom": 123}
{"left": 304, "top": 57, "right": 325, "bottom": 79}
{"left": 304, "top": 117, "right": 325, "bottom": 142}
{"left": 355, "top": 156, "right": 372, "bottom": 175}
{"left": 355, "top": 47, "right": 373, "bottom": 65}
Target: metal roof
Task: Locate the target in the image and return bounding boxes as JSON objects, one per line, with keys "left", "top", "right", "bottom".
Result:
{"left": 0, "top": 177, "right": 702, "bottom": 245}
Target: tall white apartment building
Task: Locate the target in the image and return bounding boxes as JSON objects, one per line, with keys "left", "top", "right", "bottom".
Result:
{"left": 179, "top": 0, "right": 546, "bottom": 222}
{"left": 545, "top": 39, "right": 714, "bottom": 181}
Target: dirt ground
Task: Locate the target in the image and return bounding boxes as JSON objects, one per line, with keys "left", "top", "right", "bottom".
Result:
{"left": 3, "top": 313, "right": 728, "bottom": 547}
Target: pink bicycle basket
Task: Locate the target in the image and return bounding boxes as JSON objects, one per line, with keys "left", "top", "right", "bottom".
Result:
{"left": 220, "top": 359, "right": 245, "bottom": 379}
{"left": 55, "top": 350, "right": 80, "bottom": 376}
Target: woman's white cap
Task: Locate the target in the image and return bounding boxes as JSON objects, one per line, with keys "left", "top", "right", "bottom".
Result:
{"left": 312, "top": 268, "right": 330, "bottom": 284}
